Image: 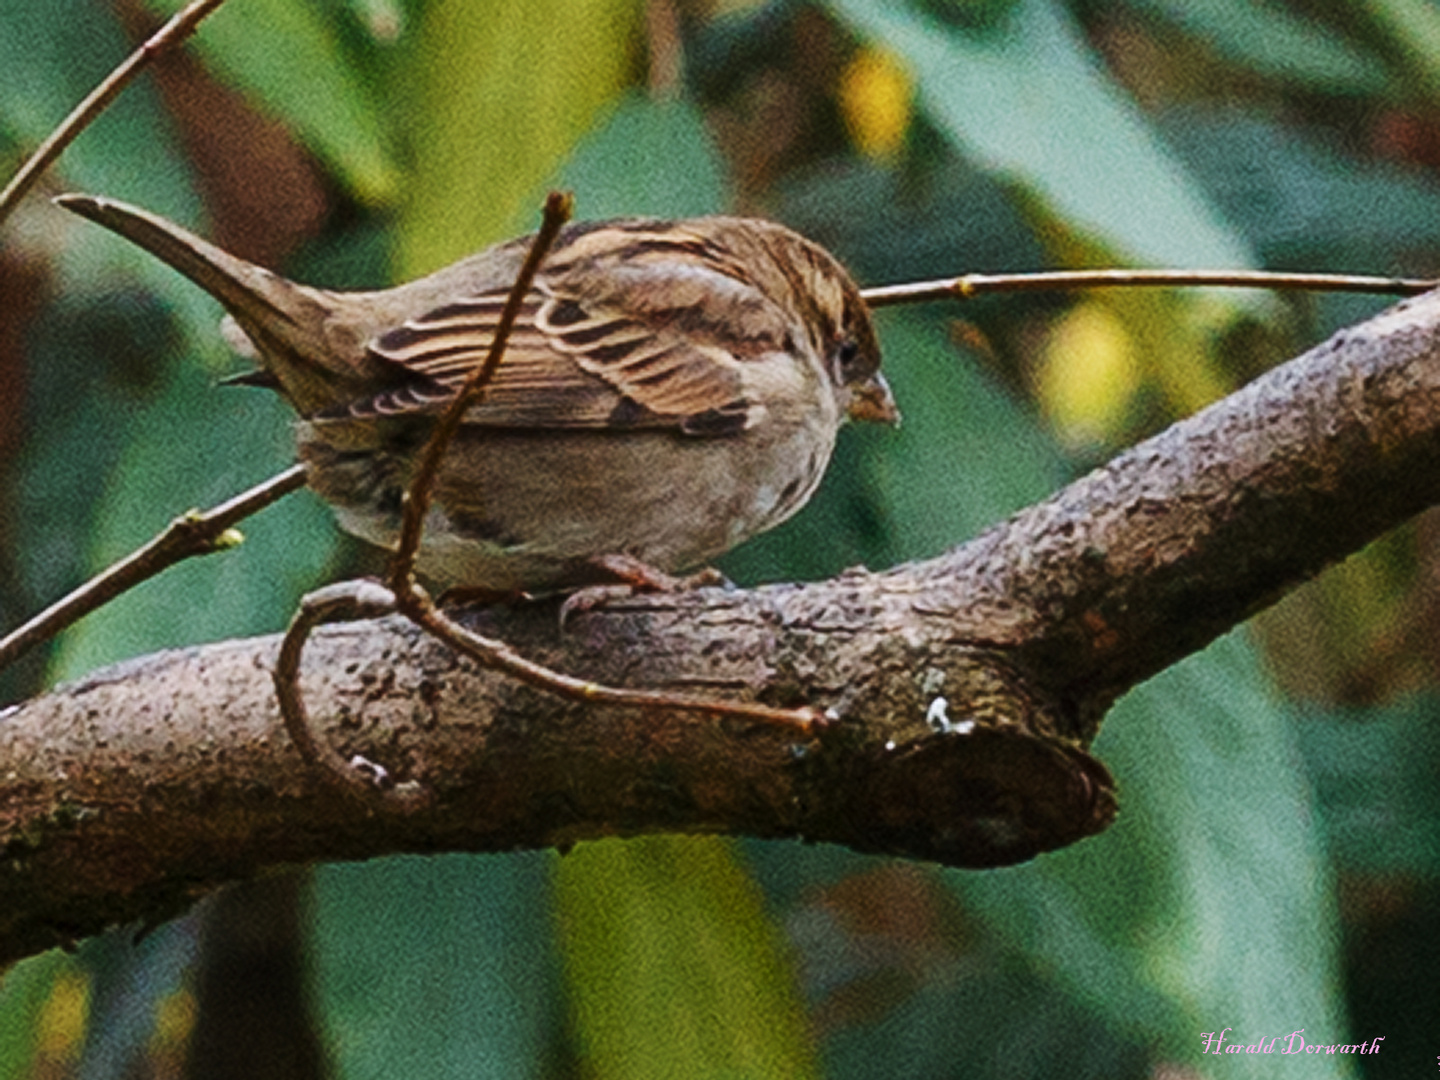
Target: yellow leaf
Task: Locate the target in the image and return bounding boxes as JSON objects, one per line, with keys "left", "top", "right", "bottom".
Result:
{"left": 1037, "top": 300, "right": 1141, "bottom": 449}
{"left": 33, "top": 970, "right": 89, "bottom": 1064}
{"left": 150, "top": 987, "right": 198, "bottom": 1054}
{"left": 839, "top": 46, "right": 912, "bottom": 161}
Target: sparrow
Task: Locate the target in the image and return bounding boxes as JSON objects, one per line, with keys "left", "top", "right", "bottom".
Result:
{"left": 54, "top": 193, "right": 899, "bottom": 594}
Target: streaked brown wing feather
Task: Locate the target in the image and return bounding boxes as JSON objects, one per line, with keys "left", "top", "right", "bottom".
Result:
{"left": 534, "top": 295, "right": 747, "bottom": 419}
{"left": 351, "top": 287, "right": 753, "bottom": 433}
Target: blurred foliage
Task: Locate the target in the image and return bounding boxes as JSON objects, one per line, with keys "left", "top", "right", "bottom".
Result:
{"left": 553, "top": 837, "right": 821, "bottom": 1080}
{"left": 3, "top": 0, "right": 1440, "bottom": 1078}
{"left": 309, "top": 854, "right": 561, "bottom": 1080}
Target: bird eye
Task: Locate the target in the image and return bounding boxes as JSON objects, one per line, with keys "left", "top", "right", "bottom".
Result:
{"left": 832, "top": 336, "right": 864, "bottom": 381}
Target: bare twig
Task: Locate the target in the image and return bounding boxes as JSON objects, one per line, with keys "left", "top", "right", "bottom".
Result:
{"left": 272, "top": 580, "right": 430, "bottom": 808}
{"left": 0, "top": 0, "right": 230, "bottom": 226}
{"left": 386, "top": 192, "right": 827, "bottom": 736}
{"left": 860, "top": 267, "right": 1439, "bottom": 308}
{"left": 271, "top": 185, "right": 570, "bottom": 801}
{"left": 0, "top": 464, "right": 306, "bottom": 672}
{"left": 276, "top": 192, "right": 827, "bottom": 797}
{"left": 389, "top": 190, "right": 576, "bottom": 584}
{"left": 404, "top": 583, "right": 832, "bottom": 729}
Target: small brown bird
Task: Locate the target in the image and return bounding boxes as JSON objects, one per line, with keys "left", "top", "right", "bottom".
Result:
{"left": 55, "top": 194, "right": 898, "bottom": 593}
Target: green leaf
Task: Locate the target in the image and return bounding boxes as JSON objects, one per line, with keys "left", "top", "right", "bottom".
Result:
{"left": 0, "top": 952, "right": 70, "bottom": 1080}
{"left": 553, "top": 837, "right": 820, "bottom": 1080}
{"left": 817, "top": 948, "right": 1147, "bottom": 1080}
{"left": 309, "top": 855, "right": 562, "bottom": 1080}
{"left": 1159, "top": 107, "right": 1440, "bottom": 266}
{"left": 773, "top": 155, "right": 1050, "bottom": 288}
{"left": 141, "top": 0, "right": 400, "bottom": 204}
{"left": 1156, "top": 106, "right": 1440, "bottom": 337}
{"left": 1356, "top": 0, "right": 1440, "bottom": 101}
{"left": 1121, "top": 0, "right": 1388, "bottom": 94}
{"left": 42, "top": 357, "right": 335, "bottom": 678}
{"left": 391, "top": 0, "right": 642, "bottom": 274}
{"left": 955, "top": 633, "right": 1348, "bottom": 1077}
{"left": 825, "top": 0, "right": 1253, "bottom": 267}
{"left": 863, "top": 311, "right": 1064, "bottom": 556}
{"left": 551, "top": 92, "right": 729, "bottom": 220}
{"left": 1296, "top": 695, "right": 1440, "bottom": 875}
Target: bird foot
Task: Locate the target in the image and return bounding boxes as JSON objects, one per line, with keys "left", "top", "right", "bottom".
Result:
{"left": 559, "top": 554, "right": 727, "bottom": 627}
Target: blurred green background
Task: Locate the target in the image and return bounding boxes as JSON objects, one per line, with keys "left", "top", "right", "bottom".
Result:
{"left": 3, "top": 0, "right": 1440, "bottom": 1077}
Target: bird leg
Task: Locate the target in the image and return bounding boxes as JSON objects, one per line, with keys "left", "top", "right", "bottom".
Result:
{"left": 558, "top": 554, "right": 728, "bottom": 627}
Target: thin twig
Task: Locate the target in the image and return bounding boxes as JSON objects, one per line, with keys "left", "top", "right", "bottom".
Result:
{"left": 382, "top": 190, "right": 828, "bottom": 735}
{"left": 273, "top": 580, "right": 431, "bottom": 808}
{"left": 405, "top": 591, "right": 832, "bottom": 730}
{"left": 272, "top": 194, "right": 578, "bottom": 799}
{"left": 274, "top": 193, "right": 827, "bottom": 800}
{"left": 389, "top": 190, "right": 576, "bottom": 585}
{"left": 0, "top": 0, "right": 230, "bottom": 227}
{"left": 0, "top": 464, "right": 307, "bottom": 672}
{"left": 860, "top": 268, "right": 1440, "bottom": 308}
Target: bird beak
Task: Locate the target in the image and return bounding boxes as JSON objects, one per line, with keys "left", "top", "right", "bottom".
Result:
{"left": 846, "top": 372, "right": 900, "bottom": 426}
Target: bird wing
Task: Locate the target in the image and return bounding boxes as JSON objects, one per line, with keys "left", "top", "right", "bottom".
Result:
{"left": 346, "top": 282, "right": 771, "bottom": 438}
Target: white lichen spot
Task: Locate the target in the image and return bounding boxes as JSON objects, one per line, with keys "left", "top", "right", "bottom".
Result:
{"left": 926, "top": 696, "right": 976, "bottom": 735}
{"left": 350, "top": 755, "right": 389, "bottom": 787}
{"left": 926, "top": 696, "right": 950, "bottom": 731}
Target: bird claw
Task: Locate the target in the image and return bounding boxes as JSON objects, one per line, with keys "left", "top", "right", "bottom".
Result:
{"left": 558, "top": 556, "right": 729, "bottom": 629}
{"left": 559, "top": 584, "right": 638, "bottom": 628}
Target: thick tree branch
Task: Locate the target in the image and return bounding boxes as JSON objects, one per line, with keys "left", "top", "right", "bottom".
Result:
{"left": 4, "top": 290, "right": 1440, "bottom": 964}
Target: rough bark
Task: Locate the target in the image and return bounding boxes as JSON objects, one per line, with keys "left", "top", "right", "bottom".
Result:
{"left": 4, "top": 290, "right": 1440, "bottom": 965}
